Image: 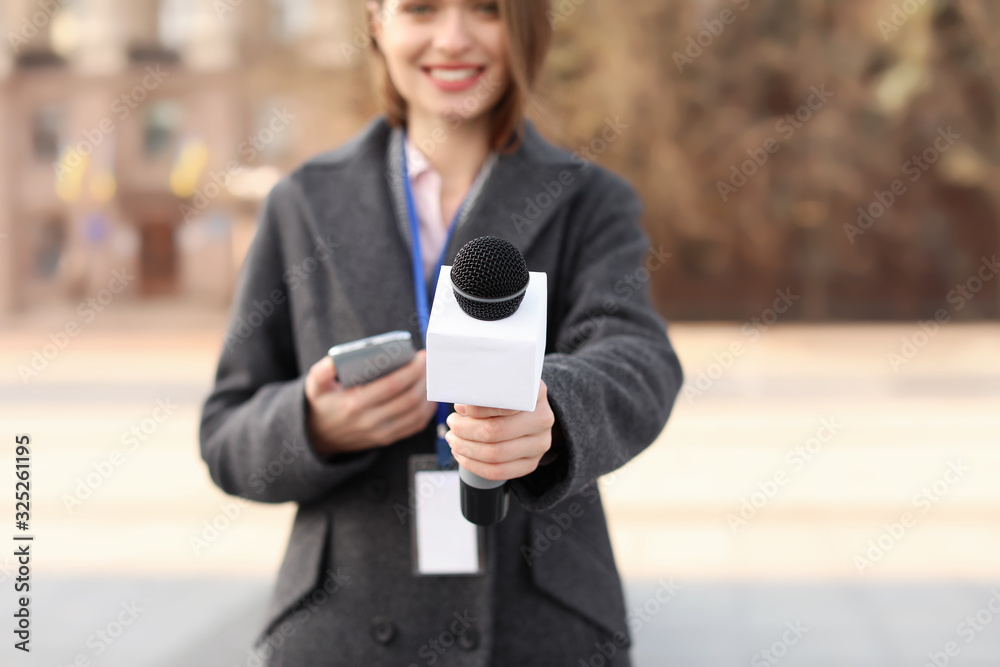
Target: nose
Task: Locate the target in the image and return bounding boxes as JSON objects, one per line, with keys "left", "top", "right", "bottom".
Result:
{"left": 433, "top": 6, "right": 474, "bottom": 55}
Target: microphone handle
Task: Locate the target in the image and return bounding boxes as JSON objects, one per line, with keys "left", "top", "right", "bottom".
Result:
{"left": 459, "top": 467, "right": 509, "bottom": 526}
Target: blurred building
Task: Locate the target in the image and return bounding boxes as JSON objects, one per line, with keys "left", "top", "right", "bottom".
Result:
{"left": 1, "top": 0, "right": 998, "bottom": 321}
{"left": 0, "top": 0, "right": 373, "bottom": 314}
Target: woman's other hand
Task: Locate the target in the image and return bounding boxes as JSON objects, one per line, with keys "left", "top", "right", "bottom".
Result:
{"left": 305, "top": 350, "right": 438, "bottom": 456}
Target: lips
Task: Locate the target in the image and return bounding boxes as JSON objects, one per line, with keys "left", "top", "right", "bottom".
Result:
{"left": 423, "top": 65, "right": 486, "bottom": 81}
{"left": 422, "top": 65, "right": 487, "bottom": 91}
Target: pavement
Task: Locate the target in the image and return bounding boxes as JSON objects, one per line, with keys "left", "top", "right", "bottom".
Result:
{"left": 0, "top": 301, "right": 998, "bottom": 666}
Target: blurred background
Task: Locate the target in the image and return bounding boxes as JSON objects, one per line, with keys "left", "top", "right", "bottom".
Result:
{"left": 0, "top": 0, "right": 998, "bottom": 665}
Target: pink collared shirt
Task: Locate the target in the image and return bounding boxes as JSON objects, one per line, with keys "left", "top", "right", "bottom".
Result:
{"left": 404, "top": 136, "right": 452, "bottom": 284}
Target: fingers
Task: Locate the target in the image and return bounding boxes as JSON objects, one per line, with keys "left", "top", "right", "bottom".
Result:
{"left": 453, "top": 380, "right": 549, "bottom": 418}
{"left": 449, "top": 450, "right": 542, "bottom": 482}
{"left": 445, "top": 430, "right": 547, "bottom": 465}
{"left": 306, "top": 357, "right": 337, "bottom": 399}
{"left": 446, "top": 408, "right": 553, "bottom": 444}
{"left": 370, "top": 398, "right": 437, "bottom": 446}
{"left": 352, "top": 350, "right": 427, "bottom": 409}
{"left": 455, "top": 404, "right": 519, "bottom": 419}
{"left": 364, "top": 371, "right": 431, "bottom": 431}
{"left": 445, "top": 380, "right": 555, "bottom": 476}
{"left": 447, "top": 410, "right": 509, "bottom": 443}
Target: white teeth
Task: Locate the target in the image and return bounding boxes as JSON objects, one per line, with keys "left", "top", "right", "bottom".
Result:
{"left": 428, "top": 68, "right": 481, "bottom": 82}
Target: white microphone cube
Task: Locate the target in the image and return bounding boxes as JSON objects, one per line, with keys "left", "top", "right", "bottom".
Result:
{"left": 426, "top": 266, "right": 547, "bottom": 412}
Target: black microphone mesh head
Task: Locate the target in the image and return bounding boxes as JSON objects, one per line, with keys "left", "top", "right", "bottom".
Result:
{"left": 450, "top": 236, "right": 529, "bottom": 321}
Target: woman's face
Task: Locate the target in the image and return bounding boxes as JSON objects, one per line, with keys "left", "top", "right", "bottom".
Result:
{"left": 370, "top": 0, "right": 510, "bottom": 125}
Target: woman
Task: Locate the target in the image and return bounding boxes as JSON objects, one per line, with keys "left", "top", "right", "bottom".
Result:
{"left": 199, "top": 1, "right": 683, "bottom": 665}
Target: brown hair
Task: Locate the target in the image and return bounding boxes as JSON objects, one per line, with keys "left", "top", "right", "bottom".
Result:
{"left": 366, "top": 0, "right": 552, "bottom": 155}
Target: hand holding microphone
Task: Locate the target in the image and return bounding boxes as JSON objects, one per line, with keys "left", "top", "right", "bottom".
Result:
{"left": 444, "top": 380, "right": 555, "bottom": 484}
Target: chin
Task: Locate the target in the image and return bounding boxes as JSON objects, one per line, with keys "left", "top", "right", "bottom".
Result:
{"left": 410, "top": 100, "right": 482, "bottom": 125}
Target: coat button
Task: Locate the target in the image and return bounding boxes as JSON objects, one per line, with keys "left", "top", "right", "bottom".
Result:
{"left": 370, "top": 616, "right": 396, "bottom": 645}
{"left": 365, "top": 478, "right": 388, "bottom": 502}
{"left": 458, "top": 626, "right": 479, "bottom": 651}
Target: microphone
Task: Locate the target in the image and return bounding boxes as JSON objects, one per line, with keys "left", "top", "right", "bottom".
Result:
{"left": 450, "top": 236, "right": 529, "bottom": 321}
{"left": 451, "top": 237, "right": 526, "bottom": 525}
{"left": 426, "top": 236, "right": 548, "bottom": 526}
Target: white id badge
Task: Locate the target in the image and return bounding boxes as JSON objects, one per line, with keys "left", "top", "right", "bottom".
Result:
{"left": 409, "top": 454, "right": 486, "bottom": 576}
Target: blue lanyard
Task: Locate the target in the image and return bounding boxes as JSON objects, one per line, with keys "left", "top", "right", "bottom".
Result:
{"left": 400, "top": 130, "right": 465, "bottom": 469}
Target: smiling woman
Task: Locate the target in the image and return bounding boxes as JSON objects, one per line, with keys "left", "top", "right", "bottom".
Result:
{"left": 198, "top": 0, "right": 683, "bottom": 665}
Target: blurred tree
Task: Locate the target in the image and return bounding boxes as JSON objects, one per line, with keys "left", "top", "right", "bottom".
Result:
{"left": 529, "top": 0, "right": 999, "bottom": 320}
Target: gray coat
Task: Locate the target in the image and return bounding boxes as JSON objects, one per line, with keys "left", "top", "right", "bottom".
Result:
{"left": 199, "top": 115, "right": 683, "bottom": 667}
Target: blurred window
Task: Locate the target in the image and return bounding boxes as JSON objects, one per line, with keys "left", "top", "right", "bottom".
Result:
{"left": 251, "top": 98, "right": 294, "bottom": 160}
{"left": 143, "top": 101, "right": 181, "bottom": 157}
{"left": 159, "top": 0, "right": 197, "bottom": 50}
{"left": 140, "top": 222, "right": 179, "bottom": 296}
{"left": 35, "top": 218, "right": 67, "bottom": 279}
{"left": 271, "top": 0, "right": 312, "bottom": 42}
{"left": 33, "top": 105, "right": 63, "bottom": 161}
